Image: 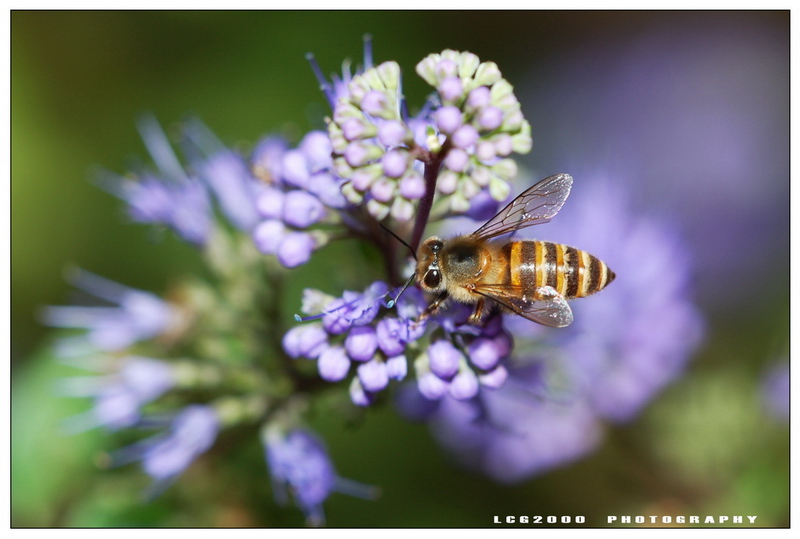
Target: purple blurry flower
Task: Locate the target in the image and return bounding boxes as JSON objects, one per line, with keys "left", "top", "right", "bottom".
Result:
{"left": 525, "top": 16, "right": 788, "bottom": 310}
{"left": 386, "top": 354, "right": 408, "bottom": 381}
{"left": 59, "top": 356, "right": 175, "bottom": 432}
{"left": 199, "top": 150, "right": 261, "bottom": 232}
{"left": 307, "top": 36, "right": 374, "bottom": 109}
{"left": 448, "top": 369, "right": 480, "bottom": 400}
{"left": 435, "top": 106, "right": 463, "bottom": 135}
{"left": 429, "top": 382, "right": 603, "bottom": 484}
{"left": 255, "top": 185, "right": 285, "bottom": 219}
{"left": 263, "top": 427, "right": 374, "bottom": 526}
{"left": 252, "top": 219, "right": 287, "bottom": 255}
{"left": 141, "top": 405, "right": 220, "bottom": 486}
{"left": 427, "top": 340, "right": 462, "bottom": 380}
{"left": 42, "top": 269, "right": 177, "bottom": 353}
{"left": 277, "top": 231, "right": 317, "bottom": 268}
{"left": 282, "top": 323, "right": 328, "bottom": 359}
{"left": 761, "top": 362, "right": 789, "bottom": 422}
{"left": 106, "top": 172, "right": 214, "bottom": 246}
{"left": 317, "top": 345, "right": 351, "bottom": 382}
{"left": 251, "top": 135, "right": 289, "bottom": 181}
{"left": 283, "top": 190, "right": 326, "bottom": 228}
{"left": 357, "top": 358, "right": 390, "bottom": 392}
{"left": 248, "top": 130, "right": 347, "bottom": 267}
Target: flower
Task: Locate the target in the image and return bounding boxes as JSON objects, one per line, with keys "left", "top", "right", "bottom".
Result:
{"left": 141, "top": 405, "right": 220, "bottom": 486}
{"left": 263, "top": 427, "right": 376, "bottom": 526}
{"left": 99, "top": 115, "right": 215, "bottom": 246}
{"left": 760, "top": 361, "right": 789, "bottom": 422}
{"left": 41, "top": 269, "right": 178, "bottom": 354}
{"left": 58, "top": 356, "right": 176, "bottom": 432}
{"left": 285, "top": 281, "right": 430, "bottom": 405}
{"left": 107, "top": 404, "right": 221, "bottom": 498}
{"left": 326, "top": 48, "right": 532, "bottom": 221}
{"left": 249, "top": 129, "right": 347, "bottom": 267}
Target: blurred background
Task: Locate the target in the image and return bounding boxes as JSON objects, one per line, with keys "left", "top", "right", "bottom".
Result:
{"left": 12, "top": 11, "right": 789, "bottom": 527}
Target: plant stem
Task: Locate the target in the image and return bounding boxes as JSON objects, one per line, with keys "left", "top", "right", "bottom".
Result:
{"left": 409, "top": 140, "right": 450, "bottom": 253}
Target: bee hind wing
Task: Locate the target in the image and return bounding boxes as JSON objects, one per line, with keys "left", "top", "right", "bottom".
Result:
{"left": 471, "top": 283, "right": 574, "bottom": 328}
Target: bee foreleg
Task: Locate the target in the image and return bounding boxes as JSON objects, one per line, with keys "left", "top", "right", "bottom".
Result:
{"left": 468, "top": 298, "right": 485, "bottom": 324}
{"left": 419, "top": 291, "right": 449, "bottom": 322}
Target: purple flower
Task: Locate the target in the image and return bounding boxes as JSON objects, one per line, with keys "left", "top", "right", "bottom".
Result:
{"left": 317, "top": 345, "right": 351, "bottom": 382}
{"left": 428, "top": 383, "right": 603, "bottom": 484}
{"left": 247, "top": 130, "right": 345, "bottom": 268}
{"left": 283, "top": 190, "right": 326, "bottom": 228}
{"left": 427, "top": 340, "right": 462, "bottom": 380}
{"left": 101, "top": 116, "right": 265, "bottom": 246}
{"left": 263, "top": 427, "right": 375, "bottom": 526}
{"left": 42, "top": 269, "right": 177, "bottom": 354}
{"left": 109, "top": 405, "right": 221, "bottom": 497}
{"left": 277, "top": 231, "right": 317, "bottom": 268}
{"left": 321, "top": 281, "right": 389, "bottom": 334}
{"left": 526, "top": 17, "right": 787, "bottom": 310}
{"left": 252, "top": 219, "right": 287, "bottom": 255}
{"left": 307, "top": 36, "right": 374, "bottom": 109}
{"left": 59, "top": 356, "right": 175, "bottom": 432}
{"left": 141, "top": 405, "right": 220, "bottom": 485}
{"left": 104, "top": 170, "right": 213, "bottom": 247}
{"left": 324, "top": 47, "right": 532, "bottom": 221}
{"left": 282, "top": 323, "right": 328, "bottom": 359}
{"left": 357, "top": 358, "right": 389, "bottom": 392}
{"left": 761, "top": 362, "right": 789, "bottom": 422}
{"left": 344, "top": 325, "right": 378, "bottom": 362}
{"left": 198, "top": 150, "right": 261, "bottom": 232}
{"left": 287, "top": 280, "right": 429, "bottom": 406}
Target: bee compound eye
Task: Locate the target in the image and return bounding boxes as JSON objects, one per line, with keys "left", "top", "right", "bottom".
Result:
{"left": 424, "top": 269, "right": 441, "bottom": 289}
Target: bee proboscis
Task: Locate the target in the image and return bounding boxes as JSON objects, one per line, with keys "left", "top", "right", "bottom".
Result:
{"left": 414, "top": 173, "right": 615, "bottom": 327}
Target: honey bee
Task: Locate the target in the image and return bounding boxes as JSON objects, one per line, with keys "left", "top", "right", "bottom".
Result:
{"left": 414, "top": 173, "right": 615, "bottom": 327}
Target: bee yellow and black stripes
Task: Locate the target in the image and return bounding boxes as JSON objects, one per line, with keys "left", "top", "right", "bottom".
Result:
{"left": 501, "top": 241, "right": 614, "bottom": 300}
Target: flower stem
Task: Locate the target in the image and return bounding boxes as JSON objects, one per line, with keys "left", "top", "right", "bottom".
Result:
{"left": 409, "top": 142, "right": 449, "bottom": 252}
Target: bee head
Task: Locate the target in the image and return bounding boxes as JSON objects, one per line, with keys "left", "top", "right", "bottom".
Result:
{"left": 416, "top": 237, "right": 445, "bottom": 292}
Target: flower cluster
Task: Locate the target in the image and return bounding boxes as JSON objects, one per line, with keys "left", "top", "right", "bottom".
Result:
{"left": 44, "top": 39, "right": 703, "bottom": 525}
{"left": 327, "top": 48, "right": 532, "bottom": 221}
{"left": 285, "top": 280, "right": 518, "bottom": 408}
{"left": 250, "top": 130, "right": 347, "bottom": 267}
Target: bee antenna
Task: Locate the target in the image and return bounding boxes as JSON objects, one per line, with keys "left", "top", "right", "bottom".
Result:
{"left": 386, "top": 274, "right": 415, "bottom": 309}
{"left": 379, "top": 222, "right": 417, "bottom": 261}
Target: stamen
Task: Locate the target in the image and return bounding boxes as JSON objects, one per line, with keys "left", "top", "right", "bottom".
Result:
{"left": 136, "top": 114, "right": 188, "bottom": 183}
{"left": 362, "top": 34, "right": 373, "bottom": 69}
{"left": 333, "top": 476, "right": 381, "bottom": 500}
{"left": 306, "top": 52, "right": 335, "bottom": 107}
{"left": 65, "top": 267, "right": 130, "bottom": 303}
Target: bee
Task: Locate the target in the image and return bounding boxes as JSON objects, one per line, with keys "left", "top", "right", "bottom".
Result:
{"left": 414, "top": 173, "right": 615, "bottom": 327}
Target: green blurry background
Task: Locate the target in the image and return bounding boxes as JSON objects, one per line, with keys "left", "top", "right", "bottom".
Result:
{"left": 12, "top": 11, "right": 789, "bottom": 527}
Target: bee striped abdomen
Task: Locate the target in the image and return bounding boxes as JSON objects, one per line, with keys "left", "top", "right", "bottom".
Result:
{"left": 503, "top": 241, "right": 614, "bottom": 299}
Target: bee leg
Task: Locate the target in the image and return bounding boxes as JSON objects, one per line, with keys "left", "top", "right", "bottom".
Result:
{"left": 418, "top": 291, "right": 449, "bottom": 322}
{"left": 468, "top": 298, "right": 485, "bottom": 324}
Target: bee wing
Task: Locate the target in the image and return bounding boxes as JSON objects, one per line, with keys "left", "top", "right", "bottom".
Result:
{"left": 471, "top": 284, "right": 574, "bottom": 328}
{"left": 471, "top": 173, "right": 573, "bottom": 240}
